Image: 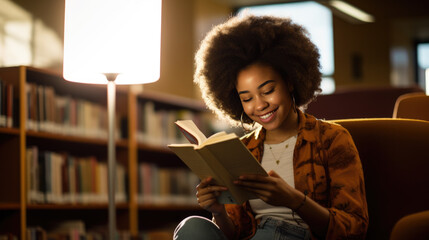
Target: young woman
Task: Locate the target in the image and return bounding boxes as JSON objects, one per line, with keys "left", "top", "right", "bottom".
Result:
{"left": 174, "top": 15, "right": 368, "bottom": 240}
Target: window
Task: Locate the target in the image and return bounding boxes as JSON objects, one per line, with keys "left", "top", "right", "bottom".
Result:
{"left": 416, "top": 42, "right": 429, "bottom": 94}
{"left": 0, "top": 1, "right": 62, "bottom": 68}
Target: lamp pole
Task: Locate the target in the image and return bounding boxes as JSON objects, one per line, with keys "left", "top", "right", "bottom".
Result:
{"left": 63, "top": 0, "right": 162, "bottom": 236}
{"left": 106, "top": 73, "right": 118, "bottom": 240}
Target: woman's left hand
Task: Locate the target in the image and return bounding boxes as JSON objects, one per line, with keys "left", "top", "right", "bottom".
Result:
{"left": 234, "top": 170, "right": 301, "bottom": 208}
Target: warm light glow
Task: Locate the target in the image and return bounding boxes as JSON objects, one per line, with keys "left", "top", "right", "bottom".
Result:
{"left": 329, "top": 0, "right": 374, "bottom": 23}
{"left": 63, "top": 0, "right": 162, "bottom": 84}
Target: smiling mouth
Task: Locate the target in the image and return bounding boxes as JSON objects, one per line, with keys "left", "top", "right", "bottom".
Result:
{"left": 259, "top": 108, "right": 277, "bottom": 120}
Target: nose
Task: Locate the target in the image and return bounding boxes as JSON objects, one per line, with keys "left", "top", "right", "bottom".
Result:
{"left": 255, "top": 96, "right": 268, "bottom": 111}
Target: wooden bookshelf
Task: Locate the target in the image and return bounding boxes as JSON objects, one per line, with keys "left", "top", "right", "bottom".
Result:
{"left": 26, "top": 203, "right": 129, "bottom": 210}
{"left": 0, "top": 203, "right": 20, "bottom": 210}
{"left": 0, "top": 66, "right": 210, "bottom": 239}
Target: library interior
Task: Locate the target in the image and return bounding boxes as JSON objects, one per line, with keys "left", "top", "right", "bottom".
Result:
{"left": 0, "top": 0, "right": 428, "bottom": 239}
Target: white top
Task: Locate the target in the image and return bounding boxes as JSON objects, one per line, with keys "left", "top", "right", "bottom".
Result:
{"left": 249, "top": 135, "right": 308, "bottom": 228}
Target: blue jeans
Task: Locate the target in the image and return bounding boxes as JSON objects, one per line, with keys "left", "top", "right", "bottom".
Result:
{"left": 174, "top": 216, "right": 311, "bottom": 240}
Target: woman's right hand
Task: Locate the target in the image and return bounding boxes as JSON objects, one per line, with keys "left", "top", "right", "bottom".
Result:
{"left": 196, "top": 177, "right": 228, "bottom": 215}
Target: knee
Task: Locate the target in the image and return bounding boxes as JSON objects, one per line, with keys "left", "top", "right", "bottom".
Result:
{"left": 175, "top": 216, "right": 212, "bottom": 233}
{"left": 174, "top": 216, "right": 225, "bottom": 240}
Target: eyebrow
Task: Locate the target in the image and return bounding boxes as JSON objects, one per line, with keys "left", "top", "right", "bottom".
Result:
{"left": 237, "top": 80, "right": 275, "bottom": 95}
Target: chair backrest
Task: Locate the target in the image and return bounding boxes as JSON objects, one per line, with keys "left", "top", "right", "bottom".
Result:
{"left": 305, "top": 86, "right": 423, "bottom": 120}
{"left": 332, "top": 118, "right": 429, "bottom": 240}
{"left": 393, "top": 93, "right": 429, "bottom": 121}
{"left": 390, "top": 210, "right": 429, "bottom": 240}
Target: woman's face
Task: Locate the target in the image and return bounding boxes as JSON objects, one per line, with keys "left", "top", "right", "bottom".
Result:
{"left": 236, "top": 63, "right": 294, "bottom": 132}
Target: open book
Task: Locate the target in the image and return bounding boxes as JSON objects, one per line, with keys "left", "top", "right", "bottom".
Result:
{"left": 168, "top": 120, "right": 267, "bottom": 204}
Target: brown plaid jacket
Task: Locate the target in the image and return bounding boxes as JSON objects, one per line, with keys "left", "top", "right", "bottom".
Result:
{"left": 225, "top": 110, "right": 368, "bottom": 239}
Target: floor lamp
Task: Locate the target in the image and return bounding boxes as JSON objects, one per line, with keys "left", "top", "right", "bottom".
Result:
{"left": 62, "top": 0, "right": 162, "bottom": 238}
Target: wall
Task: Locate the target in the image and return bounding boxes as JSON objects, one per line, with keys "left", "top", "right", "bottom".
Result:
{"left": 192, "top": 0, "right": 231, "bottom": 99}
{"left": 332, "top": 15, "right": 391, "bottom": 88}
{"left": 332, "top": 0, "right": 429, "bottom": 89}
{"left": 146, "top": 0, "right": 231, "bottom": 99}
{"left": 143, "top": 0, "right": 196, "bottom": 98}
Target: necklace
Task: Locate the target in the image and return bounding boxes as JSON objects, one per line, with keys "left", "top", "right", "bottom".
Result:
{"left": 267, "top": 142, "right": 290, "bottom": 165}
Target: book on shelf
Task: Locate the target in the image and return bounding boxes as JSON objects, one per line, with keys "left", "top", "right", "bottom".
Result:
{"left": 25, "top": 82, "right": 125, "bottom": 139}
{"left": 140, "top": 230, "right": 173, "bottom": 240}
{"left": 27, "top": 220, "right": 104, "bottom": 240}
{"left": 26, "top": 146, "right": 127, "bottom": 204}
{"left": 0, "top": 79, "right": 14, "bottom": 128}
{"left": 26, "top": 227, "right": 46, "bottom": 240}
{"left": 0, "top": 79, "right": 4, "bottom": 126}
{"left": 168, "top": 120, "right": 267, "bottom": 205}
{"left": 137, "top": 162, "right": 199, "bottom": 205}
{"left": 136, "top": 100, "right": 213, "bottom": 147}
{"left": 0, "top": 233, "right": 18, "bottom": 240}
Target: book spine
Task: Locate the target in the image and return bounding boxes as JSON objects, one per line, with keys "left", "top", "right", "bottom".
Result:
{"left": 26, "top": 147, "right": 129, "bottom": 204}
{"left": 6, "top": 84, "right": 13, "bottom": 128}
{"left": 26, "top": 147, "right": 34, "bottom": 203}
{"left": 137, "top": 162, "right": 197, "bottom": 205}
{"left": 136, "top": 100, "right": 213, "bottom": 146}
{"left": 0, "top": 79, "right": 4, "bottom": 127}
{"left": 22, "top": 82, "right": 122, "bottom": 139}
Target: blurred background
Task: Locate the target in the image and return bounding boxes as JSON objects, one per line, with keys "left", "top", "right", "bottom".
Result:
{"left": 1, "top": 0, "right": 428, "bottom": 99}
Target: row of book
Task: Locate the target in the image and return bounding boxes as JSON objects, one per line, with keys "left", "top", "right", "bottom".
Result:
{"left": 0, "top": 79, "right": 15, "bottom": 128}
{"left": 0, "top": 234, "right": 17, "bottom": 240}
{"left": 25, "top": 229, "right": 171, "bottom": 240}
{"left": 137, "top": 162, "right": 199, "bottom": 205}
{"left": 26, "top": 219, "right": 172, "bottom": 240}
{"left": 26, "top": 224, "right": 130, "bottom": 240}
{"left": 25, "top": 82, "right": 123, "bottom": 139}
{"left": 26, "top": 146, "right": 127, "bottom": 204}
{"left": 136, "top": 101, "right": 214, "bottom": 146}
{"left": 2, "top": 79, "right": 219, "bottom": 145}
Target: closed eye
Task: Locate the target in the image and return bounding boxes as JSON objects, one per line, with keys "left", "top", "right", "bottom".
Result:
{"left": 242, "top": 97, "right": 252, "bottom": 103}
{"left": 264, "top": 88, "right": 275, "bottom": 95}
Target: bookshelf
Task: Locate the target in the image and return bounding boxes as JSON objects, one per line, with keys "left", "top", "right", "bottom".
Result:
{"left": 0, "top": 66, "right": 211, "bottom": 239}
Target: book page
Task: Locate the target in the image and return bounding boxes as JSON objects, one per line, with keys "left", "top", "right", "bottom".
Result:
{"left": 175, "top": 120, "right": 207, "bottom": 145}
{"left": 207, "top": 131, "right": 227, "bottom": 140}
{"left": 168, "top": 144, "right": 241, "bottom": 204}
{"left": 199, "top": 132, "right": 237, "bottom": 148}
{"left": 204, "top": 138, "right": 267, "bottom": 179}
{"left": 171, "top": 119, "right": 267, "bottom": 204}
{"left": 168, "top": 145, "right": 220, "bottom": 181}
{"left": 198, "top": 138, "right": 267, "bottom": 204}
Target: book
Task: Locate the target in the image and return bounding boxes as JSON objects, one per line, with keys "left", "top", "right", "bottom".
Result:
{"left": 0, "top": 79, "right": 5, "bottom": 127}
{"left": 168, "top": 120, "right": 267, "bottom": 204}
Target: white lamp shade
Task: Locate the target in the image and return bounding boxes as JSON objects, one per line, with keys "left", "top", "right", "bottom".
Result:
{"left": 63, "top": 0, "right": 162, "bottom": 84}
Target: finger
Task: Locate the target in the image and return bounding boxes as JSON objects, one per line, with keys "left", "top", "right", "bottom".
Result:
{"left": 197, "top": 185, "right": 228, "bottom": 196}
{"left": 204, "top": 185, "right": 227, "bottom": 192}
{"left": 197, "top": 177, "right": 214, "bottom": 189}
{"left": 197, "top": 192, "right": 217, "bottom": 203}
{"left": 267, "top": 170, "right": 281, "bottom": 178}
{"left": 234, "top": 180, "right": 263, "bottom": 188}
{"left": 199, "top": 198, "right": 218, "bottom": 210}
{"left": 196, "top": 179, "right": 217, "bottom": 192}
{"left": 234, "top": 177, "right": 275, "bottom": 189}
{"left": 238, "top": 186, "right": 271, "bottom": 200}
{"left": 239, "top": 174, "right": 271, "bottom": 182}
{"left": 235, "top": 181, "right": 275, "bottom": 194}
{"left": 197, "top": 190, "right": 223, "bottom": 207}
